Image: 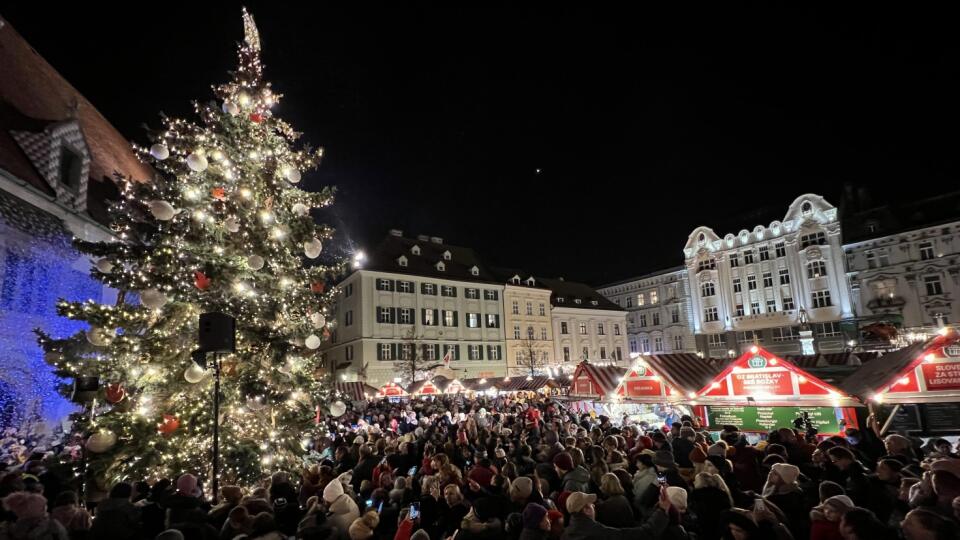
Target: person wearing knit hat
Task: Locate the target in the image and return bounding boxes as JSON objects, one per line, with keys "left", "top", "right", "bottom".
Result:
{"left": 708, "top": 441, "right": 728, "bottom": 457}
{"left": 563, "top": 490, "right": 670, "bottom": 539}
{"left": 348, "top": 511, "right": 380, "bottom": 540}
{"left": 762, "top": 462, "right": 806, "bottom": 540}
{"left": 665, "top": 486, "right": 688, "bottom": 512}
{"left": 810, "top": 494, "right": 854, "bottom": 540}
{"left": 323, "top": 473, "right": 361, "bottom": 539}
{"left": 521, "top": 502, "right": 551, "bottom": 540}
{"left": 510, "top": 476, "right": 534, "bottom": 502}
{"left": 554, "top": 452, "right": 590, "bottom": 493}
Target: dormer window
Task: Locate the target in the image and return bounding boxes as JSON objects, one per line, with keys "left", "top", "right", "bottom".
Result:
{"left": 411, "top": 245, "right": 421, "bottom": 255}
{"left": 59, "top": 145, "right": 83, "bottom": 192}
{"left": 511, "top": 275, "right": 521, "bottom": 285}
{"left": 801, "top": 201, "right": 813, "bottom": 216}
{"left": 442, "top": 250, "right": 451, "bottom": 261}
{"left": 470, "top": 266, "right": 479, "bottom": 276}
{"left": 591, "top": 300, "right": 598, "bottom": 306}
{"left": 574, "top": 298, "right": 582, "bottom": 305}
{"left": 436, "top": 261, "right": 445, "bottom": 272}
{"left": 698, "top": 233, "right": 706, "bottom": 246}
{"left": 556, "top": 297, "right": 565, "bottom": 303}
{"left": 398, "top": 255, "right": 408, "bottom": 267}
{"left": 525, "top": 277, "right": 536, "bottom": 286}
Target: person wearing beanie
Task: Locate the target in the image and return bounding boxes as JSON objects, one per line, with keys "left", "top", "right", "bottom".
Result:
{"left": 323, "top": 473, "right": 361, "bottom": 540}
{"left": 221, "top": 505, "right": 253, "bottom": 539}
{"left": 651, "top": 450, "right": 688, "bottom": 491}
{"left": 546, "top": 509, "right": 565, "bottom": 540}
{"left": 554, "top": 452, "right": 590, "bottom": 494}
{"left": 761, "top": 463, "right": 806, "bottom": 540}
{"left": 519, "top": 503, "right": 550, "bottom": 540}
{"left": 561, "top": 490, "right": 670, "bottom": 540}
{"left": 810, "top": 495, "right": 855, "bottom": 540}
{"left": 348, "top": 511, "right": 380, "bottom": 540}
{"left": 0, "top": 491, "right": 68, "bottom": 540}
{"left": 458, "top": 497, "right": 504, "bottom": 540}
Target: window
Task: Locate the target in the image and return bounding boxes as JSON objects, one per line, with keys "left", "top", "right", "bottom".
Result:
{"left": 779, "top": 269, "right": 790, "bottom": 285}
{"left": 539, "top": 303, "right": 546, "bottom": 316}
{"left": 801, "top": 201, "right": 813, "bottom": 215}
{"left": 866, "top": 252, "right": 877, "bottom": 269}
{"left": 345, "top": 311, "right": 354, "bottom": 326}
{"left": 597, "top": 323, "right": 605, "bottom": 335}
{"left": 468, "top": 345, "right": 483, "bottom": 360}
{"left": 759, "top": 246, "right": 770, "bottom": 261}
{"left": 701, "top": 282, "right": 716, "bottom": 297}
{"left": 671, "top": 307, "right": 679, "bottom": 324}
{"left": 560, "top": 322, "right": 569, "bottom": 334}
{"left": 737, "top": 330, "right": 758, "bottom": 344}
{"left": 540, "top": 327, "right": 548, "bottom": 340}
{"left": 708, "top": 334, "right": 725, "bottom": 348}
{"left": 783, "top": 297, "right": 795, "bottom": 310}
{"left": 345, "top": 283, "right": 354, "bottom": 297}
{"left": 377, "top": 306, "right": 395, "bottom": 324}
{"left": 614, "top": 324, "right": 621, "bottom": 336}
{"left": 814, "top": 322, "right": 842, "bottom": 338}
{"left": 526, "top": 302, "right": 533, "bottom": 315}
{"left": 733, "top": 278, "right": 742, "bottom": 293}
{"left": 730, "top": 254, "right": 740, "bottom": 268}
{"left": 615, "top": 347, "right": 622, "bottom": 361}
{"left": 516, "top": 351, "right": 523, "bottom": 364}
{"left": 735, "top": 304, "right": 745, "bottom": 317}
{"left": 766, "top": 299, "right": 777, "bottom": 312}
{"left": 747, "top": 275, "right": 757, "bottom": 290}
{"left": 443, "top": 310, "right": 457, "bottom": 326}
{"left": 600, "top": 347, "right": 607, "bottom": 359}
{"left": 398, "top": 280, "right": 413, "bottom": 293}
{"left": 487, "top": 346, "right": 502, "bottom": 360}
{"left": 398, "top": 344, "right": 412, "bottom": 361}
{"left": 773, "top": 326, "right": 799, "bottom": 342}
{"left": 920, "top": 242, "right": 935, "bottom": 260}
{"left": 346, "top": 345, "right": 354, "bottom": 361}
{"left": 812, "top": 290, "right": 832, "bottom": 308}
{"left": 423, "top": 309, "right": 437, "bottom": 325}
{"left": 377, "top": 279, "right": 394, "bottom": 291}
{"left": 484, "top": 290, "right": 499, "bottom": 301}
{"left": 637, "top": 293, "right": 646, "bottom": 306}
{"left": 436, "top": 262, "right": 445, "bottom": 272}
{"left": 485, "top": 314, "right": 500, "bottom": 328}
{"left": 574, "top": 299, "right": 582, "bottom": 304}
{"left": 470, "top": 266, "right": 479, "bottom": 276}
{"left": 650, "top": 291, "right": 659, "bottom": 304}
{"left": 399, "top": 308, "right": 413, "bottom": 325}
{"left": 512, "top": 301, "right": 519, "bottom": 315}
{"left": 639, "top": 314, "right": 647, "bottom": 327}
{"left": 465, "top": 288, "right": 479, "bottom": 299}
{"left": 751, "top": 302, "right": 761, "bottom": 315}
{"left": 697, "top": 259, "right": 717, "bottom": 272}
{"left": 583, "top": 346, "right": 591, "bottom": 359}
{"left": 467, "top": 313, "right": 480, "bottom": 328}
{"left": 424, "top": 345, "right": 437, "bottom": 361}
{"left": 673, "top": 335, "right": 683, "bottom": 351}
{"left": 653, "top": 337, "right": 662, "bottom": 352}
{"left": 378, "top": 343, "right": 393, "bottom": 361}
{"left": 763, "top": 273, "right": 773, "bottom": 288}
{"left": 563, "top": 347, "right": 571, "bottom": 362}
{"left": 441, "top": 285, "right": 457, "bottom": 297}
{"left": 925, "top": 275, "right": 944, "bottom": 296}
{"left": 800, "top": 232, "right": 826, "bottom": 249}
{"left": 807, "top": 261, "right": 827, "bottom": 278}
{"left": 527, "top": 326, "right": 535, "bottom": 339}
{"left": 579, "top": 323, "right": 587, "bottom": 334}
{"left": 878, "top": 251, "right": 890, "bottom": 266}
{"left": 422, "top": 283, "right": 436, "bottom": 295}
{"left": 775, "top": 242, "right": 786, "bottom": 258}
{"left": 704, "top": 307, "right": 719, "bottom": 322}
{"left": 744, "top": 250, "right": 754, "bottom": 264}
{"left": 556, "top": 297, "right": 565, "bottom": 303}
{"left": 640, "top": 339, "right": 650, "bottom": 353}
{"left": 59, "top": 146, "right": 83, "bottom": 191}
{"left": 512, "top": 325, "right": 521, "bottom": 339}
{"left": 652, "top": 312, "right": 661, "bottom": 325}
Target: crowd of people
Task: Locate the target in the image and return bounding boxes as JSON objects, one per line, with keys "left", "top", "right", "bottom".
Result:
{"left": 2, "top": 394, "right": 960, "bottom": 540}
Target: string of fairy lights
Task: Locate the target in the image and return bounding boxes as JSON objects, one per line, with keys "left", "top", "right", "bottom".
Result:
{"left": 36, "top": 9, "right": 347, "bottom": 485}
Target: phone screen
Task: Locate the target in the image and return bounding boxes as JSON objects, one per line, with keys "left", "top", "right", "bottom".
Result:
{"left": 657, "top": 473, "right": 667, "bottom": 485}
{"left": 408, "top": 466, "right": 418, "bottom": 476}
{"left": 366, "top": 499, "right": 374, "bottom": 508}
{"left": 409, "top": 502, "right": 420, "bottom": 520}
{"left": 378, "top": 501, "right": 384, "bottom": 514}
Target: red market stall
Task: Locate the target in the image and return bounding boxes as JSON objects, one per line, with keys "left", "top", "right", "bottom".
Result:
{"left": 841, "top": 328, "right": 960, "bottom": 435}
{"left": 442, "top": 378, "right": 466, "bottom": 394}
{"left": 616, "top": 354, "right": 725, "bottom": 402}
{"left": 568, "top": 362, "right": 626, "bottom": 402}
{"left": 691, "top": 345, "right": 861, "bottom": 435}
{"left": 376, "top": 382, "right": 408, "bottom": 398}
{"left": 408, "top": 379, "right": 442, "bottom": 397}
{"left": 335, "top": 382, "right": 379, "bottom": 401}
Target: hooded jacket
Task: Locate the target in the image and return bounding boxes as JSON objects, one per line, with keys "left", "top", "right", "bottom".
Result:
{"left": 324, "top": 478, "right": 361, "bottom": 540}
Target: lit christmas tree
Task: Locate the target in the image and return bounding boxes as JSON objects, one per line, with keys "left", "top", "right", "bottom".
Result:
{"left": 36, "top": 9, "right": 344, "bottom": 484}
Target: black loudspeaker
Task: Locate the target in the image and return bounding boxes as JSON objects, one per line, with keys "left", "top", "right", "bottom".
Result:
{"left": 72, "top": 376, "right": 100, "bottom": 404}
{"left": 199, "top": 312, "right": 236, "bottom": 353}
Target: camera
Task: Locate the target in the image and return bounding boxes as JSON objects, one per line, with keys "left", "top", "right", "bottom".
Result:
{"left": 794, "top": 412, "right": 818, "bottom": 440}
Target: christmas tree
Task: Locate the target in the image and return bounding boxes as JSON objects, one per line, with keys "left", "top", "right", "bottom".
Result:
{"left": 36, "top": 9, "right": 344, "bottom": 485}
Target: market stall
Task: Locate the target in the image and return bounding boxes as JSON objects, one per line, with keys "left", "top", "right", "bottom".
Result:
{"left": 376, "top": 382, "right": 408, "bottom": 398}
{"left": 335, "top": 381, "right": 379, "bottom": 401}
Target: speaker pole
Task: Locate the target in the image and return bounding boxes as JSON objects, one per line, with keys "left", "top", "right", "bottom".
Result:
{"left": 212, "top": 352, "right": 221, "bottom": 504}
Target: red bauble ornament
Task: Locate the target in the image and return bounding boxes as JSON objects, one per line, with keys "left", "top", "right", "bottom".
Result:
{"left": 194, "top": 271, "right": 211, "bottom": 291}
{"left": 249, "top": 113, "right": 264, "bottom": 123}
{"left": 105, "top": 383, "right": 125, "bottom": 404}
{"left": 211, "top": 187, "right": 226, "bottom": 200}
{"left": 310, "top": 282, "right": 325, "bottom": 293}
{"left": 158, "top": 414, "right": 180, "bottom": 435}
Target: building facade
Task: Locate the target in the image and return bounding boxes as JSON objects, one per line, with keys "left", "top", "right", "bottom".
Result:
{"left": 538, "top": 277, "right": 628, "bottom": 370}
{"left": 596, "top": 267, "right": 696, "bottom": 356}
{"left": 324, "top": 232, "right": 508, "bottom": 387}
{"left": 683, "top": 194, "right": 854, "bottom": 356}
{"left": 499, "top": 273, "right": 555, "bottom": 378}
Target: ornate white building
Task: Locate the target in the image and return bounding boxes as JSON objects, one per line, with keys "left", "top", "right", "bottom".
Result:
{"left": 538, "top": 277, "right": 628, "bottom": 369}
{"left": 683, "top": 194, "right": 854, "bottom": 356}
{"left": 596, "top": 267, "right": 695, "bottom": 356}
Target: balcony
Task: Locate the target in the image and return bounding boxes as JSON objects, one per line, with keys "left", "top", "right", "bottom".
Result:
{"left": 867, "top": 296, "right": 906, "bottom": 310}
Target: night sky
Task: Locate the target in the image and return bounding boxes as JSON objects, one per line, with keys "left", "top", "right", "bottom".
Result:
{"left": 4, "top": 4, "right": 958, "bottom": 285}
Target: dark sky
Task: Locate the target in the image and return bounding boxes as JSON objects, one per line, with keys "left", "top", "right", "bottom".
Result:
{"left": 4, "top": 4, "right": 958, "bottom": 285}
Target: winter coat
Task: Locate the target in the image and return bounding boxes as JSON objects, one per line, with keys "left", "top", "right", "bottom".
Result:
{"left": 764, "top": 488, "right": 807, "bottom": 540}
{"left": 595, "top": 494, "right": 636, "bottom": 528}
{"left": 672, "top": 438, "right": 696, "bottom": 469}
{"left": 457, "top": 516, "right": 504, "bottom": 540}
{"left": 0, "top": 517, "right": 69, "bottom": 540}
{"left": 689, "top": 486, "right": 732, "bottom": 540}
{"left": 810, "top": 519, "right": 844, "bottom": 540}
{"left": 327, "top": 493, "right": 361, "bottom": 540}
{"left": 439, "top": 502, "right": 470, "bottom": 538}
{"left": 632, "top": 468, "right": 658, "bottom": 509}
{"left": 50, "top": 505, "right": 92, "bottom": 532}
{"left": 207, "top": 501, "right": 238, "bottom": 531}
{"left": 560, "top": 509, "right": 668, "bottom": 540}
{"left": 560, "top": 467, "right": 591, "bottom": 493}
{"left": 519, "top": 528, "right": 549, "bottom": 540}
{"left": 730, "top": 445, "right": 764, "bottom": 492}
{"left": 89, "top": 497, "right": 141, "bottom": 539}
{"left": 164, "top": 493, "right": 201, "bottom": 528}
{"left": 353, "top": 457, "right": 381, "bottom": 492}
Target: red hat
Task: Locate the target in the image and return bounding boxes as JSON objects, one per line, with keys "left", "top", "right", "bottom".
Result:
{"left": 553, "top": 452, "right": 574, "bottom": 472}
{"left": 556, "top": 491, "right": 572, "bottom": 512}
{"left": 638, "top": 436, "right": 653, "bottom": 450}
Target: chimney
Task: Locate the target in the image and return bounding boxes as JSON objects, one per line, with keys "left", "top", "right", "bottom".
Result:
{"left": 389, "top": 229, "right": 403, "bottom": 237}
{"left": 416, "top": 234, "right": 430, "bottom": 242}
{"left": 430, "top": 236, "right": 443, "bottom": 244}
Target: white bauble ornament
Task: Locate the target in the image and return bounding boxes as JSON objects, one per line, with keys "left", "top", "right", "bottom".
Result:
{"left": 237, "top": 92, "right": 252, "bottom": 108}
{"left": 95, "top": 258, "right": 114, "bottom": 274}
{"left": 284, "top": 166, "right": 301, "bottom": 184}
{"left": 303, "top": 238, "right": 323, "bottom": 259}
{"left": 310, "top": 313, "right": 326, "bottom": 328}
{"left": 222, "top": 101, "right": 240, "bottom": 115}
{"left": 140, "top": 289, "right": 168, "bottom": 310}
{"left": 305, "top": 334, "right": 322, "bottom": 349}
{"left": 292, "top": 203, "right": 309, "bottom": 217}
{"left": 86, "top": 430, "right": 117, "bottom": 453}
{"left": 224, "top": 217, "right": 241, "bottom": 233}
{"left": 329, "top": 400, "right": 347, "bottom": 418}
{"left": 247, "top": 255, "right": 265, "bottom": 271}
{"left": 85, "top": 327, "right": 112, "bottom": 347}
{"left": 184, "top": 363, "right": 207, "bottom": 384}
{"left": 149, "top": 144, "right": 170, "bottom": 160}
{"left": 149, "top": 200, "right": 177, "bottom": 221}
{"left": 186, "top": 153, "right": 209, "bottom": 172}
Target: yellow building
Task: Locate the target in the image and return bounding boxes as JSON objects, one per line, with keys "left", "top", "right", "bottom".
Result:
{"left": 500, "top": 273, "right": 555, "bottom": 378}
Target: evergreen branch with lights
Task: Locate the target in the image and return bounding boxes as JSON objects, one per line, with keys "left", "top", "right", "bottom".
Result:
{"left": 35, "top": 8, "right": 348, "bottom": 486}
